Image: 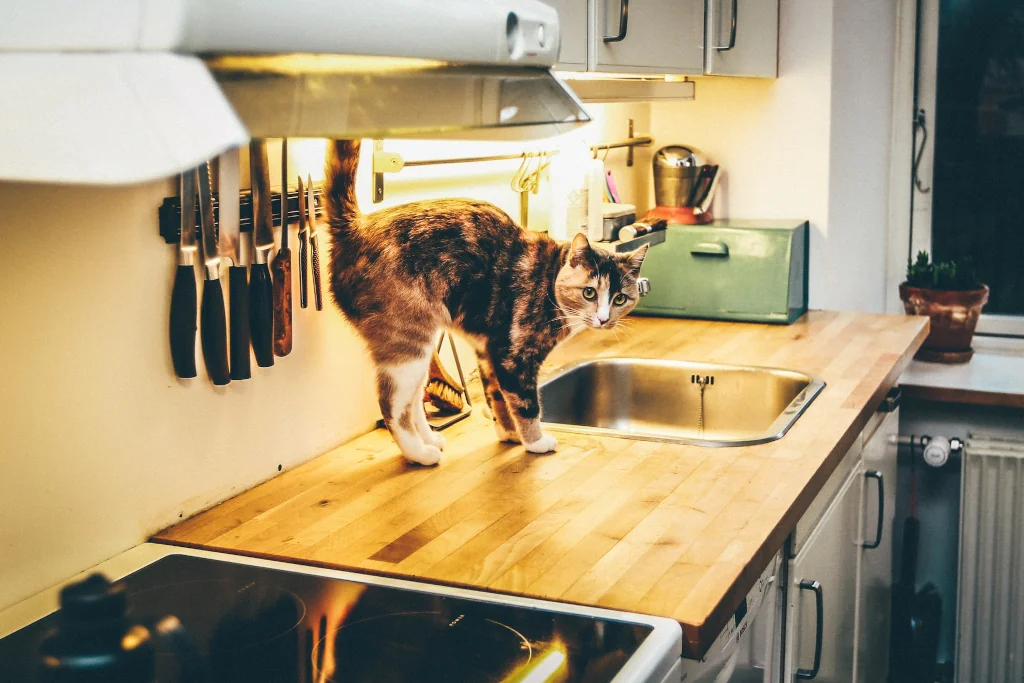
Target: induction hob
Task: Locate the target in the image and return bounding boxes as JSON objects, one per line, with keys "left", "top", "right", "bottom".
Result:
{"left": 0, "top": 545, "right": 682, "bottom": 683}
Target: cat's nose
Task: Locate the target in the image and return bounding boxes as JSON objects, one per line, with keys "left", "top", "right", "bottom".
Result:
{"left": 597, "top": 312, "right": 609, "bottom": 324}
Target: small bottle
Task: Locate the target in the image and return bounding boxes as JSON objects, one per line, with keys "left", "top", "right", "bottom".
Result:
{"left": 586, "top": 157, "right": 604, "bottom": 241}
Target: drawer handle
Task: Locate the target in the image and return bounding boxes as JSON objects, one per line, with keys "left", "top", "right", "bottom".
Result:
{"left": 691, "top": 241, "right": 729, "bottom": 257}
{"left": 796, "top": 579, "right": 823, "bottom": 680}
{"left": 862, "top": 470, "right": 884, "bottom": 549}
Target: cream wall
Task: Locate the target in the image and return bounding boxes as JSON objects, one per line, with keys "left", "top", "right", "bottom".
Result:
{"left": 649, "top": 0, "right": 898, "bottom": 312}
{"left": 0, "top": 104, "right": 648, "bottom": 610}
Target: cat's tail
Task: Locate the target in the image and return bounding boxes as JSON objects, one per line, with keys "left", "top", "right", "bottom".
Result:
{"left": 324, "top": 139, "right": 362, "bottom": 239}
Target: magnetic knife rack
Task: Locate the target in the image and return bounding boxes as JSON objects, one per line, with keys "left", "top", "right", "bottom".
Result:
{"left": 371, "top": 119, "right": 653, "bottom": 203}
{"left": 158, "top": 186, "right": 326, "bottom": 244}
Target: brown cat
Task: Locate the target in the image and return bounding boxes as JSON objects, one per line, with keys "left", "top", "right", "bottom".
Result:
{"left": 325, "top": 140, "right": 648, "bottom": 465}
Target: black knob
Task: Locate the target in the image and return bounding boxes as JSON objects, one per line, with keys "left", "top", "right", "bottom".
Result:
{"left": 39, "top": 574, "right": 156, "bottom": 683}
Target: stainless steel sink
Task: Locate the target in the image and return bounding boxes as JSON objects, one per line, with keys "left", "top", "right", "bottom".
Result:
{"left": 539, "top": 358, "right": 825, "bottom": 447}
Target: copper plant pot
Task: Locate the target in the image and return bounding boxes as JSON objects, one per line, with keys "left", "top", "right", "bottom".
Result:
{"left": 899, "top": 283, "right": 989, "bottom": 360}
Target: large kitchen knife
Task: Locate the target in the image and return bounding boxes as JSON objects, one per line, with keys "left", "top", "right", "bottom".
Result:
{"left": 218, "top": 147, "right": 250, "bottom": 380}
{"left": 198, "top": 162, "right": 230, "bottom": 386}
{"left": 249, "top": 139, "right": 275, "bottom": 367}
{"left": 307, "top": 174, "right": 324, "bottom": 312}
{"left": 272, "top": 138, "right": 293, "bottom": 356}
{"left": 169, "top": 171, "right": 198, "bottom": 378}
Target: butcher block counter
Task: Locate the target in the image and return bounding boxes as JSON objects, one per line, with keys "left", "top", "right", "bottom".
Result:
{"left": 155, "top": 311, "right": 928, "bottom": 658}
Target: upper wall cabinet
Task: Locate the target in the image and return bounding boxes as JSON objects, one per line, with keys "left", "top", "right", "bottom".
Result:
{"left": 703, "top": 0, "right": 779, "bottom": 77}
{"left": 593, "top": 0, "right": 705, "bottom": 75}
{"left": 547, "top": 0, "right": 589, "bottom": 69}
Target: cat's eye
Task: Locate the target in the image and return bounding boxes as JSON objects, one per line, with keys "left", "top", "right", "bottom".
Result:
{"left": 613, "top": 293, "right": 628, "bottom": 306}
{"left": 582, "top": 287, "right": 597, "bottom": 300}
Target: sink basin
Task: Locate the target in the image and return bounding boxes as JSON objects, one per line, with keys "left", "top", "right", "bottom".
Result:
{"left": 539, "top": 358, "right": 825, "bottom": 447}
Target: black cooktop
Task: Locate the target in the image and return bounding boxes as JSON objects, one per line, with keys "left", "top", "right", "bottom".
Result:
{"left": 1, "top": 554, "right": 654, "bottom": 683}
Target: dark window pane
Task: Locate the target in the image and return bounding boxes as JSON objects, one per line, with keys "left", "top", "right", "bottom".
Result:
{"left": 933, "top": 0, "right": 1024, "bottom": 314}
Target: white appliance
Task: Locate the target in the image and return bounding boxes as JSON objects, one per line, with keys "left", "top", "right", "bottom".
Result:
{"left": 680, "top": 553, "right": 782, "bottom": 683}
{"left": 0, "top": 543, "right": 682, "bottom": 683}
{"left": 0, "top": 1, "right": 589, "bottom": 184}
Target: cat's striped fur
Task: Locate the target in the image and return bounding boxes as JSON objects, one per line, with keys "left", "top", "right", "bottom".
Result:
{"left": 325, "top": 140, "right": 648, "bottom": 465}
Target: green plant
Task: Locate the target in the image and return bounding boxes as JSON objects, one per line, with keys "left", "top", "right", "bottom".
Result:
{"left": 905, "top": 251, "right": 982, "bottom": 291}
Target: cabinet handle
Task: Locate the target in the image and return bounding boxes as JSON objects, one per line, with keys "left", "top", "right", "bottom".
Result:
{"left": 603, "top": 0, "right": 629, "bottom": 42}
{"left": 796, "top": 579, "right": 823, "bottom": 680}
{"left": 691, "top": 241, "right": 730, "bottom": 257}
{"left": 713, "top": 0, "right": 739, "bottom": 51}
{"left": 862, "top": 470, "right": 885, "bottom": 549}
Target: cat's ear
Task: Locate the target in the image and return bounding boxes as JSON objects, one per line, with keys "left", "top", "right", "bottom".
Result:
{"left": 568, "top": 232, "right": 593, "bottom": 268}
{"left": 619, "top": 243, "right": 649, "bottom": 275}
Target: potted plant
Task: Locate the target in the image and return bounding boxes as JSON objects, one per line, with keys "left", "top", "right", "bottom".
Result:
{"left": 899, "top": 251, "right": 989, "bottom": 363}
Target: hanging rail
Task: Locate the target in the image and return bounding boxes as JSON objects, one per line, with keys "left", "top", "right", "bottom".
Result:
{"left": 371, "top": 119, "right": 653, "bottom": 203}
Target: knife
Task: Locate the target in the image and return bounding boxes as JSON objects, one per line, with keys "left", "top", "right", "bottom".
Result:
{"left": 249, "top": 139, "right": 275, "bottom": 367}
{"left": 297, "top": 175, "right": 309, "bottom": 309}
{"left": 272, "top": 139, "right": 293, "bottom": 356}
{"left": 198, "top": 162, "right": 230, "bottom": 386}
{"left": 307, "top": 174, "right": 324, "bottom": 312}
{"left": 169, "top": 171, "right": 198, "bottom": 378}
{"left": 218, "top": 147, "right": 250, "bottom": 380}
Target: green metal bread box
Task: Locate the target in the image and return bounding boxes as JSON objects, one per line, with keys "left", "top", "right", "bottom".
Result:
{"left": 634, "top": 219, "right": 809, "bottom": 324}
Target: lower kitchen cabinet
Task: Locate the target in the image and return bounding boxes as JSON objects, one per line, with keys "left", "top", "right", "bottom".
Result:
{"left": 854, "top": 409, "right": 899, "bottom": 683}
{"left": 783, "top": 404, "right": 899, "bottom": 683}
{"left": 786, "top": 464, "right": 864, "bottom": 683}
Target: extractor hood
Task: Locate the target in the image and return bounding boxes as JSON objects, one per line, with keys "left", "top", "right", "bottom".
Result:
{"left": 0, "top": 0, "right": 590, "bottom": 185}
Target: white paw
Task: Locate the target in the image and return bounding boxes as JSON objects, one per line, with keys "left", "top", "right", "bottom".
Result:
{"left": 481, "top": 404, "right": 493, "bottom": 420}
{"left": 404, "top": 445, "right": 442, "bottom": 466}
{"left": 494, "top": 423, "right": 521, "bottom": 443}
{"left": 423, "top": 429, "right": 446, "bottom": 450}
{"left": 524, "top": 433, "right": 557, "bottom": 454}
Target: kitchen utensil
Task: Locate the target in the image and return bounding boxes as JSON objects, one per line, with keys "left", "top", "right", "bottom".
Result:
{"left": 249, "top": 140, "right": 275, "bottom": 367}
{"left": 169, "top": 171, "right": 198, "bottom": 379}
{"left": 297, "top": 175, "right": 310, "bottom": 309}
{"left": 691, "top": 164, "right": 721, "bottom": 216}
{"left": 307, "top": 174, "right": 324, "bottom": 311}
{"left": 653, "top": 145, "right": 705, "bottom": 207}
{"left": 271, "top": 139, "right": 292, "bottom": 356}
{"left": 218, "top": 147, "right": 250, "bottom": 381}
{"left": 198, "top": 162, "right": 230, "bottom": 386}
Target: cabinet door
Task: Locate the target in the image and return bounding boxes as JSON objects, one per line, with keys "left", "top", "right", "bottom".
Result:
{"left": 786, "top": 467, "right": 864, "bottom": 683}
{"left": 547, "top": 0, "right": 588, "bottom": 70}
{"left": 854, "top": 409, "right": 899, "bottom": 683}
{"left": 592, "top": 0, "right": 704, "bottom": 75}
{"left": 704, "top": 0, "right": 779, "bottom": 77}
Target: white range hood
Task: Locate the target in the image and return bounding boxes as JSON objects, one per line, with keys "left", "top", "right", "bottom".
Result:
{"left": 0, "top": 0, "right": 590, "bottom": 185}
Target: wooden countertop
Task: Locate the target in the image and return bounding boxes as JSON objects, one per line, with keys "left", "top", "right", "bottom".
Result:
{"left": 154, "top": 311, "right": 928, "bottom": 658}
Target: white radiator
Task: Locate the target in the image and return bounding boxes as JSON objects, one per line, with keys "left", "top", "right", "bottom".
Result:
{"left": 957, "top": 433, "right": 1024, "bottom": 683}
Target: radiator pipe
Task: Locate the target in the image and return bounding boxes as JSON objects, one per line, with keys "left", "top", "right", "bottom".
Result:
{"left": 890, "top": 433, "right": 964, "bottom": 468}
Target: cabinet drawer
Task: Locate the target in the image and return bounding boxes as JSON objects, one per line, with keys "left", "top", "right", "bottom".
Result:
{"left": 635, "top": 220, "right": 808, "bottom": 323}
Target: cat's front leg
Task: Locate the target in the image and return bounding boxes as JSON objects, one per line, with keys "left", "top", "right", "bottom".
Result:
{"left": 492, "top": 352, "right": 556, "bottom": 454}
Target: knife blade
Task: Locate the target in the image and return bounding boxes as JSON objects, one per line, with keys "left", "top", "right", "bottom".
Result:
{"left": 297, "top": 175, "right": 309, "bottom": 309}
{"left": 307, "top": 174, "right": 324, "bottom": 312}
{"left": 218, "top": 147, "right": 250, "bottom": 380}
{"left": 169, "top": 171, "right": 198, "bottom": 378}
{"left": 249, "top": 139, "right": 275, "bottom": 367}
{"left": 198, "top": 162, "right": 230, "bottom": 386}
{"left": 272, "top": 139, "right": 293, "bottom": 356}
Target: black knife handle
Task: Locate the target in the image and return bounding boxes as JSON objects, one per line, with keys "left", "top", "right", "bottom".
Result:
{"left": 311, "top": 235, "right": 323, "bottom": 311}
{"left": 169, "top": 265, "right": 197, "bottom": 378}
{"left": 298, "top": 232, "right": 309, "bottom": 309}
{"left": 201, "top": 279, "right": 230, "bottom": 386}
{"left": 229, "top": 265, "right": 251, "bottom": 380}
{"left": 250, "top": 263, "right": 275, "bottom": 367}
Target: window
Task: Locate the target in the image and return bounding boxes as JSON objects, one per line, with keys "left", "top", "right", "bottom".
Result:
{"left": 929, "top": 0, "right": 1024, "bottom": 331}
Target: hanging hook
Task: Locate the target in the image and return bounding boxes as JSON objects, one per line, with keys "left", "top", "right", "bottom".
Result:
{"left": 912, "top": 109, "right": 931, "bottom": 194}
